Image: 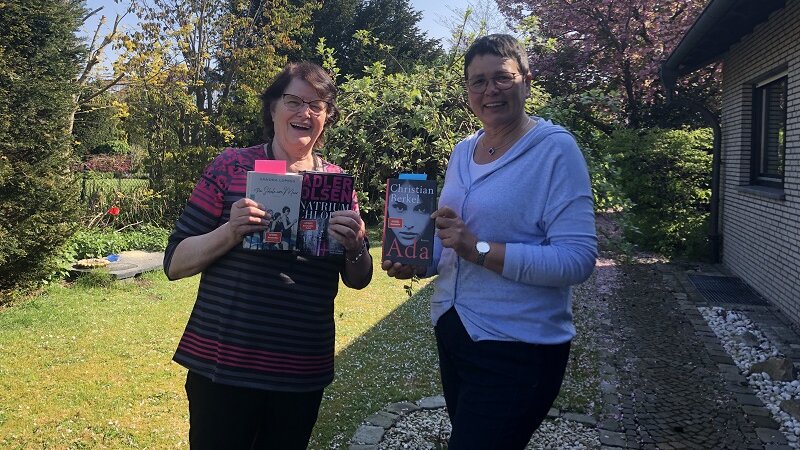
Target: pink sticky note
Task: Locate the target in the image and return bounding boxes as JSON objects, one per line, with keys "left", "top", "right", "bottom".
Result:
{"left": 254, "top": 159, "right": 287, "bottom": 174}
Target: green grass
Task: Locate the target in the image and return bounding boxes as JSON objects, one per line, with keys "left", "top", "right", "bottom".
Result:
{"left": 83, "top": 178, "right": 149, "bottom": 197}
{"left": 0, "top": 248, "right": 440, "bottom": 449}
{"left": 0, "top": 239, "right": 600, "bottom": 449}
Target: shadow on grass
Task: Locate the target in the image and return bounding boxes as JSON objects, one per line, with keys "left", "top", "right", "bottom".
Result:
{"left": 310, "top": 282, "right": 441, "bottom": 449}
{"left": 311, "top": 256, "right": 615, "bottom": 448}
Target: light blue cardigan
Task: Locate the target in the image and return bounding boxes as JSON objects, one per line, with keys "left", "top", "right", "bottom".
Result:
{"left": 429, "top": 117, "right": 597, "bottom": 344}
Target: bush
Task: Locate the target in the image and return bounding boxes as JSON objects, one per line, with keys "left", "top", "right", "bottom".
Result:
{"left": 81, "top": 154, "right": 133, "bottom": 174}
{"left": 0, "top": 0, "right": 86, "bottom": 302}
{"left": 68, "top": 225, "right": 169, "bottom": 260}
{"left": 91, "top": 139, "right": 131, "bottom": 155}
{"left": 323, "top": 59, "right": 478, "bottom": 222}
{"left": 156, "top": 145, "right": 219, "bottom": 227}
{"left": 49, "top": 225, "right": 170, "bottom": 281}
{"left": 608, "top": 128, "right": 713, "bottom": 259}
{"left": 80, "top": 177, "right": 166, "bottom": 228}
{"left": 537, "top": 89, "right": 630, "bottom": 212}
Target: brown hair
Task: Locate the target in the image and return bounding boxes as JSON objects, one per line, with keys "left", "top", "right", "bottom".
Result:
{"left": 260, "top": 62, "right": 340, "bottom": 149}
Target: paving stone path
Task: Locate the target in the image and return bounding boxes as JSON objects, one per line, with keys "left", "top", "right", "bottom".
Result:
{"left": 594, "top": 259, "right": 797, "bottom": 449}
{"left": 353, "top": 256, "right": 800, "bottom": 449}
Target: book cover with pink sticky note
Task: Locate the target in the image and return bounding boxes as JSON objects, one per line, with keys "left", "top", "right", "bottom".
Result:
{"left": 243, "top": 160, "right": 301, "bottom": 251}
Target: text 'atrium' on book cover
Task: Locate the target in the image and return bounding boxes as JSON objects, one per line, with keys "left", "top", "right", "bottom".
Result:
{"left": 297, "top": 172, "right": 354, "bottom": 257}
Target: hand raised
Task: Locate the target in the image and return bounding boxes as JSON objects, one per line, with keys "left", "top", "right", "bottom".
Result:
{"left": 432, "top": 206, "right": 477, "bottom": 258}
{"left": 381, "top": 260, "right": 425, "bottom": 279}
{"left": 328, "top": 209, "right": 366, "bottom": 253}
{"left": 227, "top": 198, "right": 268, "bottom": 241}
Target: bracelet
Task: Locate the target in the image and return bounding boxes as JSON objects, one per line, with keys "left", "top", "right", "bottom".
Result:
{"left": 345, "top": 240, "right": 368, "bottom": 264}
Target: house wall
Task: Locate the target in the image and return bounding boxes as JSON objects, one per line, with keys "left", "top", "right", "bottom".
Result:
{"left": 719, "top": 1, "right": 800, "bottom": 322}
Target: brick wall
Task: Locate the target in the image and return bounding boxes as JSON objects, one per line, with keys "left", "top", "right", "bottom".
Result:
{"left": 719, "top": 2, "right": 800, "bottom": 322}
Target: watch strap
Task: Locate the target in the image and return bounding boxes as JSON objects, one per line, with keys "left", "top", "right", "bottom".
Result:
{"left": 476, "top": 251, "right": 487, "bottom": 266}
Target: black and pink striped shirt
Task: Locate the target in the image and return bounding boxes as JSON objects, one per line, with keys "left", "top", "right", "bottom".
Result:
{"left": 164, "top": 144, "right": 358, "bottom": 392}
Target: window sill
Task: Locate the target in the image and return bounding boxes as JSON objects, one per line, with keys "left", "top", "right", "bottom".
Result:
{"left": 735, "top": 185, "right": 786, "bottom": 201}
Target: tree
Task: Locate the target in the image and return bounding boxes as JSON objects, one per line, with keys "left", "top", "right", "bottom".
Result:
{"left": 72, "top": 87, "right": 127, "bottom": 156}
{"left": 124, "top": 0, "right": 312, "bottom": 148}
{"left": 345, "top": 0, "right": 443, "bottom": 75}
{"left": 69, "top": 7, "right": 126, "bottom": 135}
{"left": 439, "top": 0, "right": 518, "bottom": 53}
{"left": 292, "top": 0, "right": 443, "bottom": 77}
{"left": 0, "top": 0, "right": 86, "bottom": 301}
{"left": 497, "top": 0, "right": 716, "bottom": 128}
{"left": 289, "top": 0, "right": 360, "bottom": 63}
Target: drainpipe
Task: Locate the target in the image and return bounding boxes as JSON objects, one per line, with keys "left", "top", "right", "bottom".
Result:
{"left": 693, "top": 102, "right": 722, "bottom": 263}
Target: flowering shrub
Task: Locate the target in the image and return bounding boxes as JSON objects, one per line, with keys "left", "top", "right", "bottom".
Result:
{"left": 80, "top": 154, "right": 133, "bottom": 174}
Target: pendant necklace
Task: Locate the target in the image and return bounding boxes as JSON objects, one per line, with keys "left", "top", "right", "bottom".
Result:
{"left": 483, "top": 117, "right": 534, "bottom": 156}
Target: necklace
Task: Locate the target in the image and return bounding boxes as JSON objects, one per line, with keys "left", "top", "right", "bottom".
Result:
{"left": 482, "top": 118, "right": 535, "bottom": 156}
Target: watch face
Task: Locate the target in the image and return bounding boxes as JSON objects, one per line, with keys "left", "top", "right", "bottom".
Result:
{"left": 476, "top": 241, "right": 490, "bottom": 253}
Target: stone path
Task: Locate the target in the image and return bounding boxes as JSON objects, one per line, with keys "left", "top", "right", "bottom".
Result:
{"left": 352, "top": 257, "right": 800, "bottom": 449}
{"left": 594, "top": 260, "right": 800, "bottom": 449}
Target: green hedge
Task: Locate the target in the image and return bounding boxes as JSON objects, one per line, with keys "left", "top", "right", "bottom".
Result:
{"left": 323, "top": 61, "right": 478, "bottom": 222}
{"left": 0, "top": 0, "right": 85, "bottom": 302}
{"left": 608, "top": 127, "right": 713, "bottom": 259}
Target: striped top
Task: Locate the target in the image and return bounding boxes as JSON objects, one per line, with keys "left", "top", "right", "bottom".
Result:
{"left": 164, "top": 144, "right": 357, "bottom": 392}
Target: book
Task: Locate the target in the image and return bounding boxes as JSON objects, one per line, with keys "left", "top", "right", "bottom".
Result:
{"left": 382, "top": 177, "right": 437, "bottom": 266}
{"left": 242, "top": 171, "right": 303, "bottom": 251}
{"left": 296, "top": 171, "right": 354, "bottom": 257}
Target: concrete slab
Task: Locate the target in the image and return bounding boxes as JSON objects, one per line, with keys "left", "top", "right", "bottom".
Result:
{"left": 72, "top": 251, "right": 164, "bottom": 280}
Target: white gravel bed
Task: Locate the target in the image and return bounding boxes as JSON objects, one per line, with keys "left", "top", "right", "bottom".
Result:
{"left": 699, "top": 306, "right": 800, "bottom": 447}
{"left": 377, "top": 407, "right": 600, "bottom": 449}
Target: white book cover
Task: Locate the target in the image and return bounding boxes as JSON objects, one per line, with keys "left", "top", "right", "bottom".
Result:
{"left": 242, "top": 171, "right": 302, "bottom": 251}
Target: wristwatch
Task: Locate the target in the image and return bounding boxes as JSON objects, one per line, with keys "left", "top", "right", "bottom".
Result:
{"left": 475, "top": 241, "right": 491, "bottom": 266}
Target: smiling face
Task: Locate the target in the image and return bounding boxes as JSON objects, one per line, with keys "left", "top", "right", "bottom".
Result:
{"left": 388, "top": 183, "right": 434, "bottom": 247}
{"left": 270, "top": 78, "right": 328, "bottom": 159}
{"left": 465, "top": 54, "right": 531, "bottom": 131}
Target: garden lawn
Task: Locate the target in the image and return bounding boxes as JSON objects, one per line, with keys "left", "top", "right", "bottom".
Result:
{"left": 0, "top": 244, "right": 599, "bottom": 449}
{"left": 0, "top": 248, "right": 440, "bottom": 449}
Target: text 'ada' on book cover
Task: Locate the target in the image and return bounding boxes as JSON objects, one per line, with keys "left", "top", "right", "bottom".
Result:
{"left": 297, "top": 172, "right": 354, "bottom": 257}
{"left": 382, "top": 177, "right": 437, "bottom": 265}
{"left": 242, "top": 171, "right": 302, "bottom": 251}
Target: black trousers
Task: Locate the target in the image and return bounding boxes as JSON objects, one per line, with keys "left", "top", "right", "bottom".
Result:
{"left": 184, "top": 371, "right": 324, "bottom": 450}
{"left": 435, "top": 307, "right": 571, "bottom": 450}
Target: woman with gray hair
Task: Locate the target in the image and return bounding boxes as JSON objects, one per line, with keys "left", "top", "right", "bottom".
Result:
{"left": 384, "top": 34, "right": 597, "bottom": 449}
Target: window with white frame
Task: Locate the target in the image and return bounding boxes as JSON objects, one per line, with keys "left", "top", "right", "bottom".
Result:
{"left": 752, "top": 72, "right": 787, "bottom": 189}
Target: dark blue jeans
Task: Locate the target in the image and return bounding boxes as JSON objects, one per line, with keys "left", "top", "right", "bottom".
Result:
{"left": 184, "top": 371, "right": 323, "bottom": 450}
{"left": 435, "top": 308, "right": 571, "bottom": 450}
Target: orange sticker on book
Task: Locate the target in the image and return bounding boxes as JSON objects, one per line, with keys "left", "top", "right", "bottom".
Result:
{"left": 300, "top": 220, "right": 317, "bottom": 231}
{"left": 263, "top": 232, "right": 282, "bottom": 243}
{"left": 387, "top": 218, "right": 403, "bottom": 228}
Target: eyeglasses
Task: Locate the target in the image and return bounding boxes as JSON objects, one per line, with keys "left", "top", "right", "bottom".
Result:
{"left": 466, "top": 72, "right": 520, "bottom": 94}
{"left": 281, "top": 93, "right": 330, "bottom": 115}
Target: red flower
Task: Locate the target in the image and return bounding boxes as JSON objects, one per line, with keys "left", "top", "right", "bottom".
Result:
{"left": 107, "top": 206, "right": 121, "bottom": 216}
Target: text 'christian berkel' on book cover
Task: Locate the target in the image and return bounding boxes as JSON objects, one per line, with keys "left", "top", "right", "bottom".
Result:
{"left": 296, "top": 171, "right": 354, "bottom": 257}
{"left": 242, "top": 171, "right": 302, "bottom": 251}
{"left": 382, "top": 177, "right": 437, "bottom": 266}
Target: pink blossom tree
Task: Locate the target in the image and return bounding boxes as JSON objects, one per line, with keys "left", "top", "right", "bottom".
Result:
{"left": 497, "top": 0, "right": 717, "bottom": 128}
